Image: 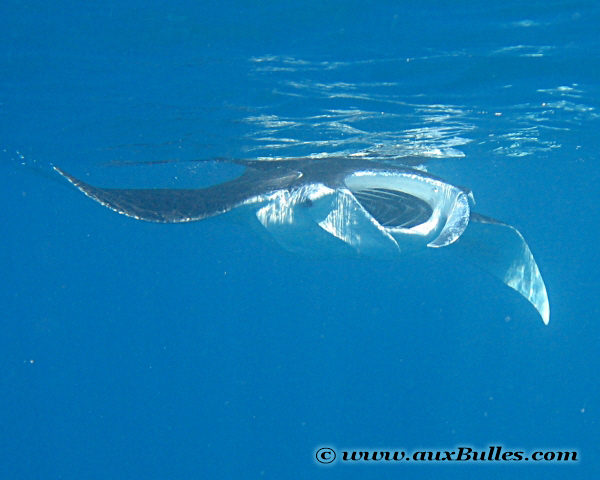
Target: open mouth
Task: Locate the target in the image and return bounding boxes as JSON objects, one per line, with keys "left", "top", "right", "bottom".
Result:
{"left": 350, "top": 187, "right": 434, "bottom": 229}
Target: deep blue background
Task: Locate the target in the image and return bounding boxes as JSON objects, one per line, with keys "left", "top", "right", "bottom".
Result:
{"left": 1, "top": 1, "right": 599, "bottom": 478}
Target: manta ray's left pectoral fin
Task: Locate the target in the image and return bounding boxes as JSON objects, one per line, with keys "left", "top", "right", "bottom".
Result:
{"left": 450, "top": 212, "right": 550, "bottom": 324}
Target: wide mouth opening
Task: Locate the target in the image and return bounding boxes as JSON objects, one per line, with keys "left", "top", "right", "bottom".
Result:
{"left": 349, "top": 187, "right": 434, "bottom": 228}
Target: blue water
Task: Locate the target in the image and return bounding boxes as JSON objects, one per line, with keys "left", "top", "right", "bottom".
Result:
{"left": 2, "top": 1, "right": 599, "bottom": 478}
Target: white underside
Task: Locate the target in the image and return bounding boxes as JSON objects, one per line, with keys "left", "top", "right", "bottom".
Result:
{"left": 249, "top": 170, "right": 471, "bottom": 258}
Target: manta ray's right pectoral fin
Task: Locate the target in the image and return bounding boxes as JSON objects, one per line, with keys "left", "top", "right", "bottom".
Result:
{"left": 53, "top": 166, "right": 268, "bottom": 223}
{"left": 451, "top": 212, "right": 550, "bottom": 324}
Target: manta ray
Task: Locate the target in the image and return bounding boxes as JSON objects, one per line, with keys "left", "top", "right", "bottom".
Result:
{"left": 55, "top": 157, "right": 549, "bottom": 324}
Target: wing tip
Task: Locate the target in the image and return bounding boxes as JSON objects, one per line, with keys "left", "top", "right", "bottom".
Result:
{"left": 53, "top": 166, "right": 82, "bottom": 187}
{"left": 539, "top": 299, "right": 550, "bottom": 325}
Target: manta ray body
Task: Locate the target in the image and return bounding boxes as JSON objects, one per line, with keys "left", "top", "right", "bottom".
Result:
{"left": 55, "top": 157, "right": 549, "bottom": 324}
